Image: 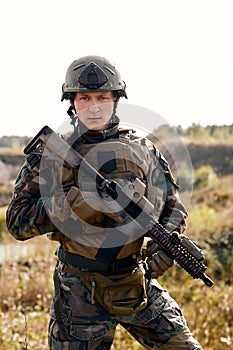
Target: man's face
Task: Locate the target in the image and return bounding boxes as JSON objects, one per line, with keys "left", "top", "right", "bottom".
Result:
{"left": 73, "top": 91, "right": 116, "bottom": 131}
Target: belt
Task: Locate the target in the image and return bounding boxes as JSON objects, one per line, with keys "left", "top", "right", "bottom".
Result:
{"left": 56, "top": 247, "right": 142, "bottom": 275}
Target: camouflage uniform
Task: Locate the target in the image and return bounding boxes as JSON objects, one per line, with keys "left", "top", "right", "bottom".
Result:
{"left": 6, "top": 121, "right": 202, "bottom": 350}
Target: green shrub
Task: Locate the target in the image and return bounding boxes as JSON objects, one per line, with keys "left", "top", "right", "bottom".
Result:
{"left": 194, "top": 165, "right": 218, "bottom": 189}
{"left": 187, "top": 203, "right": 222, "bottom": 237}
{"left": 206, "top": 230, "right": 233, "bottom": 283}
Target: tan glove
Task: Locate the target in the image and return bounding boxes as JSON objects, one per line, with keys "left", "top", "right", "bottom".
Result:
{"left": 65, "top": 186, "right": 126, "bottom": 225}
{"left": 146, "top": 240, "right": 174, "bottom": 278}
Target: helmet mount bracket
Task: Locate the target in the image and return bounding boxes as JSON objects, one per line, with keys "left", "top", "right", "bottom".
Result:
{"left": 78, "top": 62, "right": 108, "bottom": 89}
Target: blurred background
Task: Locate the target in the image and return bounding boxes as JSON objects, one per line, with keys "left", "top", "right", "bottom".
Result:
{"left": 0, "top": 1, "right": 232, "bottom": 349}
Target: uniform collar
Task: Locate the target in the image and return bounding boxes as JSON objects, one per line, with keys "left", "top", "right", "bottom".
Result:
{"left": 78, "top": 117, "right": 120, "bottom": 144}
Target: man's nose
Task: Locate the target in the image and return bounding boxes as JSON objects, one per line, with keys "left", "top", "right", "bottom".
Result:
{"left": 88, "top": 100, "right": 100, "bottom": 112}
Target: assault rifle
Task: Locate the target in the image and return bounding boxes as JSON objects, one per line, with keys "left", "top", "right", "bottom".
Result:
{"left": 24, "top": 125, "right": 214, "bottom": 287}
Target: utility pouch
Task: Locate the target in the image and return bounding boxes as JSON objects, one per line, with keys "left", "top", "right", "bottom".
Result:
{"left": 61, "top": 261, "right": 148, "bottom": 315}
{"left": 77, "top": 265, "right": 147, "bottom": 315}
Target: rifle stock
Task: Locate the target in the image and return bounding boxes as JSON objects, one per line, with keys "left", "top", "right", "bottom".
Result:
{"left": 24, "top": 125, "right": 214, "bottom": 287}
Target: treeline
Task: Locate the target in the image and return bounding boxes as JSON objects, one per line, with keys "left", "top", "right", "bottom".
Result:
{"left": 149, "top": 122, "right": 233, "bottom": 143}
{"left": 177, "top": 123, "right": 233, "bottom": 142}
{"left": 1, "top": 123, "right": 233, "bottom": 148}
{"left": 0, "top": 135, "right": 31, "bottom": 148}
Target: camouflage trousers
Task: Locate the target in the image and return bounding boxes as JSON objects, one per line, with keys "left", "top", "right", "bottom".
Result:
{"left": 48, "top": 271, "right": 203, "bottom": 350}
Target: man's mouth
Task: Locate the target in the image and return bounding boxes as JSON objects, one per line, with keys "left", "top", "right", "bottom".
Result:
{"left": 87, "top": 117, "right": 101, "bottom": 120}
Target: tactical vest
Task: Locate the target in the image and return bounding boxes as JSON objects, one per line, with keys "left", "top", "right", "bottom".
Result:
{"left": 71, "top": 130, "right": 166, "bottom": 220}
{"left": 49, "top": 129, "right": 167, "bottom": 260}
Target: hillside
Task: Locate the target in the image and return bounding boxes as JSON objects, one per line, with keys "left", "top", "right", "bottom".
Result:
{"left": 0, "top": 122, "right": 233, "bottom": 209}
{"left": 186, "top": 143, "right": 233, "bottom": 176}
{"left": 0, "top": 137, "right": 233, "bottom": 205}
{"left": 188, "top": 173, "right": 233, "bottom": 235}
{"left": 1, "top": 142, "right": 232, "bottom": 175}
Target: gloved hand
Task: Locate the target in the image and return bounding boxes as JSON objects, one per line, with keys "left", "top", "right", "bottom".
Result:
{"left": 146, "top": 240, "right": 174, "bottom": 278}
{"left": 65, "top": 186, "right": 126, "bottom": 225}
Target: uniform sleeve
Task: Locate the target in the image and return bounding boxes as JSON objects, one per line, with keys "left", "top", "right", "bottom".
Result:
{"left": 159, "top": 180, "right": 187, "bottom": 234}
{"left": 6, "top": 160, "right": 59, "bottom": 240}
{"left": 155, "top": 150, "right": 187, "bottom": 234}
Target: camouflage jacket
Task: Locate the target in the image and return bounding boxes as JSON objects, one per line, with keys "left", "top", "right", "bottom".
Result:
{"left": 6, "top": 123, "right": 187, "bottom": 260}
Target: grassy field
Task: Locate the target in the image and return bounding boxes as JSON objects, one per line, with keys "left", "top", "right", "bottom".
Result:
{"left": 0, "top": 235, "right": 232, "bottom": 349}
{"left": 0, "top": 173, "right": 233, "bottom": 349}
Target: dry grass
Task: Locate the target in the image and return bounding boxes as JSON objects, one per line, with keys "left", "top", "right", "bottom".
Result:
{"left": 0, "top": 147, "right": 24, "bottom": 156}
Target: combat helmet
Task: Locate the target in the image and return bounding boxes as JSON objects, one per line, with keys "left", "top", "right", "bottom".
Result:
{"left": 61, "top": 55, "right": 127, "bottom": 101}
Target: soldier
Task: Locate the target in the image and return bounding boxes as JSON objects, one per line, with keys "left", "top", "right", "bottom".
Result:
{"left": 6, "top": 55, "right": 203, "bottom": 349}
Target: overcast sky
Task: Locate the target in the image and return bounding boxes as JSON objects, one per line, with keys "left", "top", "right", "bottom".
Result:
{"left": 0, "top": 0, "right": 233, "bottom": 137}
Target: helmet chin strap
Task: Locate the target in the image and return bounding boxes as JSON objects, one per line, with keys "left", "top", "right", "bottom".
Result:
{"left": 67, "top": 105, "right": 78, "bottom": 130}
{"left": 111, "top": 101, "right": 118, "bottom": 125}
